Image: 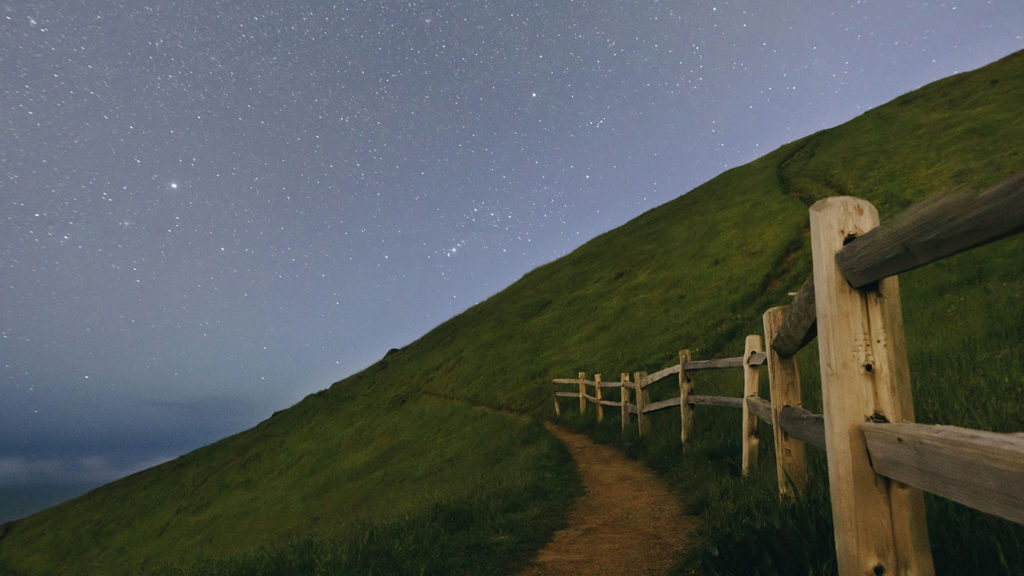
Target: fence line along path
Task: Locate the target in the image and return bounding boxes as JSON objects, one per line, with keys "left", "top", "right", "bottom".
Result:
{"left": 518, "top": 423, "right": 696, "bottom": 576}
{"left": 549, "top": 171, "right": 1024, "bottom": 576}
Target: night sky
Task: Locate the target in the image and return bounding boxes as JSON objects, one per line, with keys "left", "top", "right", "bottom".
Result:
{"left": 2, "top": 1, "right": 1021, "bottom": 521}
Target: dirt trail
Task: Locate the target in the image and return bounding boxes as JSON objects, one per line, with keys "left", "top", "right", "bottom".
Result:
{"left": 518, "top": 423, "right": 698, "bottom": 576}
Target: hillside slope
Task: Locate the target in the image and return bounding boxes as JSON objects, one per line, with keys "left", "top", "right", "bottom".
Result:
{"left": 2, "top": 50, "right": 1023, "bottom": 575}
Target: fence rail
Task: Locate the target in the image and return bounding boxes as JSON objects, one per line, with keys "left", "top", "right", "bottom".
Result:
{"left": 549, "top": 171, "right": 1024, "bottom": 576}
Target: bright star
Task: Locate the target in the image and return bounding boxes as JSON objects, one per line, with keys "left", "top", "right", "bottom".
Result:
{"left": 169, "top": 182, "right": 179, "bottom": 190}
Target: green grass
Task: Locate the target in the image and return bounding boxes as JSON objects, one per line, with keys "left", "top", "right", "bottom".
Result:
{"left": 0, "top": 395, "right": 580, "bottom": 575}
{"left": 2, "top": 50, "right": 1023, "bottom": 575}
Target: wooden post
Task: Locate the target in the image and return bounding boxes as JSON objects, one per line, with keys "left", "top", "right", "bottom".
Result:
{"left": 634, "top": 371, "right": 650, "bottom": 437}
{"left": 578, "top": 372, "right": 586, "bottom": 414}
{"left": 678, "top": 350, "right": 694, "bottom": 446}
{"left": 810, "top": 197, "right": 934, "bottom": 576}
{"left": 620, "top": 372, "right": 631, "bottom": 433}
{"left": 741, "top": 335, "right": 763, "bottom": 475}
{"left": 594, "top": 374, "right": 604, "bottom": 422}
{"left": 762, "top": 306, "right": 808, "bottom": 499}
{"left": 553, "top": 392, "right": 561, "bottom": 416}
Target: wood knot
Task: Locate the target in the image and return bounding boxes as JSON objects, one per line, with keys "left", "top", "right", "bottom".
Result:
{"left": 866, "top": 412, "right": 890, "bottom": 424}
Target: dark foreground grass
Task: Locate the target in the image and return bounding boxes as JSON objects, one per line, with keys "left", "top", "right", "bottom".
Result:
{"left": 171, "top": 474, "right": 577, "bottom": 576}
{"left": 2, "top": 50, "right": 1023, "bottom": 575}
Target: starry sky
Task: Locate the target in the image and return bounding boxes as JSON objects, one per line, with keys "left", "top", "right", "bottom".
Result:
{"left": 1, "top": 1, "right": 1022, "bottom": 521}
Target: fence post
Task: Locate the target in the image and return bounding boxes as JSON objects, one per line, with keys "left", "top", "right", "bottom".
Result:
{"left": 679, "top": 349, "right": 694, "bottom": 446}
{"left": 578, "top": 372, "right": 586, "bottom": 414}
{"left": 620, "top": 372, "right": 631, "bottom": 433}
{"left": 741, "top": 335, "right": 763, "bottom": 475}
{"left": 634, "top": 371, "right": 650, "bottom": 437}
{"left": 553, "top": 392, "right": 561, "bottom": 417}
{"left": 595, "top": 374, "right": 604, "bottom": 422}
{"left": 810, "top": 197, "right": 934, "bottom": 576}
{"left": 762, "top": 305, "right": 807, "bottom": 499}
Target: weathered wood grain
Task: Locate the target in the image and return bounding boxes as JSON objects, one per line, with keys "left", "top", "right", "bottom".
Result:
{"left": 745, "top": 395, "right": 772, "bottom": 426}
{"left": 683, "top": 356, "right": 744, "bottom": 370}
{"left": 620, "top": 372, "right": 631, "bottom": 433}
{"left": 647, "top": 363, "right": 681, "bottom": 385}
{"left": 771, "top": 277, "right": 817, "bottom": 357}
{"left": 679, "top": 349, "right": 695, "bottom": 445}
{"left": 687, "top": 395, "right": 743, "bottom": 409}
{"left": 811, "top": 196, "right": 933, "bottom": 576}
{"left": 778, "top": 406, "right": 825, "bottom": 450}
{"left": 763, "top": 305, "right": 809, "bottom": 498}
{"left": 742, "top": 335, "right": 763, "bottom": 475}
{"left": 578, "top": 372, "right": 587, "bottom": 415}
{"left": 643, "top": 396, "right": 683, "bottom": 414}
{"left": 837, "top": 171, "right": 1024, "bottom": 288}
{"left": 861, "top": 423, "right": 1024, "bottom": 526}
{"left": 747, "top": 351, "right": 767, "bottom": 366}
{"left": 634, "top": 371, "right": 651, "bottom": 436}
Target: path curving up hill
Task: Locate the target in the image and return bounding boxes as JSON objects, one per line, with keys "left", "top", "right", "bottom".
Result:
{"left": 517, "top": 424, "right": 697, "bottom": 575}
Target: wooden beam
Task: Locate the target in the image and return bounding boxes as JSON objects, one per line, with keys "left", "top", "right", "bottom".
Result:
{"left": 836, "top": 171, "right": 1024, "bottom": 288}
{"left": 634, "top": 371, "right": 651, "bottom": 436}
{"left": 745, "top": 396, "right": 772, "bottom": 426}
{"left": 811, "top": 196, "right": 933, "bottom": 576}
{"left": 764, "top": 305, "right": 809, "bottom": 498}
{"left": 862, "top": 423, "right": 1024, "bottom": 526}
{"left": 771, "top": 278, "right": 817, "bottom": 357}
{"left": 677, "top": 350, "right": 694, "bottom": 446}
{"left": 687, "top": 395, "right": 743, "bottom": 409}
{"left": 778, "top": 406, "right": 825, "bottom": 450}
{"left": 599, "top": 400, "right": 623, "bottom": 408}
{"left": 578, "top": 372, "right": 587, "bottom": 415}
{"left": 554, "top": 392, "right": 580, "bottom": 398}
{"left": 747, "top": 351, "right": 767, "bottom": 366}
{"left": 647, "top": 363, "right": 681, "bottom": 385}
{"left": 552, "top": 378, "right": 580, "bottom": 384}
{"left": 742, "top": 335, "right": 763, "bottom": 475}
{"left": 620, "top": 372, "right": 631, "bottom": 433}
{"left": 643, "top": 396, "right": 683, "bottom": 414}
{"left": 683, "top": 356, "right": 744, "bottom": 370}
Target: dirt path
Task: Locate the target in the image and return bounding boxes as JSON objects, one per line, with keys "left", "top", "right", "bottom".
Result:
{"left": 518, "top": 423, "right": 698, "bottom": 576}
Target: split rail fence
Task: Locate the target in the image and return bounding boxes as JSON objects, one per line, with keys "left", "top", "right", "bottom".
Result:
{"left": 551, "top": 172, "right": 1024, "bottom": 576}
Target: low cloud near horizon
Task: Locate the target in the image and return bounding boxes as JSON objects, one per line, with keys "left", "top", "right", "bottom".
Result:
{"left": 0, "top": 454, "right": 173, "bottom": 486}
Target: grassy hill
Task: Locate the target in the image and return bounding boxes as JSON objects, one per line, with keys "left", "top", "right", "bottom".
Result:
{"left": 2, "top": 50, "right": 1023, "bottom": 575}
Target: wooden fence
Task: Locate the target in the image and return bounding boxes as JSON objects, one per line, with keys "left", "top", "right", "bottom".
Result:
{"left": 551, "top": 172, "right": 1024, "bottom": 576}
